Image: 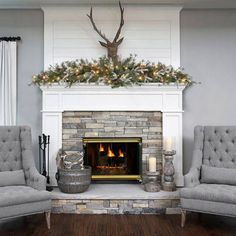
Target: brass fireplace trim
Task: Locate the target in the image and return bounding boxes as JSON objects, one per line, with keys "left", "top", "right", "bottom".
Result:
{"left": 92, "top": 175, "right": 141, "bottom": 180}
{"left": 83, "top": 137, "right": 142, "bottom": 181}
{"left": 83, "top": 137, "right": 142, "bottom": 143}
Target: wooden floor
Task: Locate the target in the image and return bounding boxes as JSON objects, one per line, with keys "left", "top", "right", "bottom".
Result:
{"left": 1, "top": 213, "right": 236, "bottom": 236}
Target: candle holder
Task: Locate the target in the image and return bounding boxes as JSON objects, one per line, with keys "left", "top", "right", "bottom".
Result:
{"left": 143, "top": 156, "right": 161, "bottom": 192}
{"left": 163, "top": 150, "right": 176, "bottom": 191}
{"left": 143, "top": 171, "right": 161, "bottom": 192}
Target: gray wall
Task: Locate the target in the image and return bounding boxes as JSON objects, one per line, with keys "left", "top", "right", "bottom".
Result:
{"left": 1, "top": 9, "right": 236, "bottom": 172}
{"left": 181, "top": 9, "right": 236, "bottom": 172}
{"left": 0, "top": 10, "right": 43, "bottom": 166}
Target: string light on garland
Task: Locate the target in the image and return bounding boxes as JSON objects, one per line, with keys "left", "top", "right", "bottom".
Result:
{"left": 32, "top": 55, "right": 193, "bottom": 88}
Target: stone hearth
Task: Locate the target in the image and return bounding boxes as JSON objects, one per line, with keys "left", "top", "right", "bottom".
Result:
{"left": 52, "top": 185, "right": 180, "bottom": 214}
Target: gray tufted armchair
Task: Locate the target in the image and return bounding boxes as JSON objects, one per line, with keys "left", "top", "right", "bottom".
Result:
{"left": 180, "top": 126, "right": 236, "bottom": 227}
{"left": 0, "top": 126, "right": 51, "bottom": 229}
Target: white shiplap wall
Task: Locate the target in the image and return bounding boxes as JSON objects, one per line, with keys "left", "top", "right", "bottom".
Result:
{"left": 42, "top": 5, "right": 182, "bottom": 69}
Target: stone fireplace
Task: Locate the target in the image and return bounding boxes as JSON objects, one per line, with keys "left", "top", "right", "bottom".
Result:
{"left": 40, "top": 84, "right": 185, "bottom": 186}
{"left": 40, "top": 5, "right": 184, "bottom": 214}
{"left": 62, "top": 111, "right": 162, "bottom": 181}
{"left": 40, "top": 4, "right": 184, "bottom": 187}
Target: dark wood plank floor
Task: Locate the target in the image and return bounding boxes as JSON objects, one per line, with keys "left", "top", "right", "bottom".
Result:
{"left": 1, "top": 213, "right": 236, "bottom": 236}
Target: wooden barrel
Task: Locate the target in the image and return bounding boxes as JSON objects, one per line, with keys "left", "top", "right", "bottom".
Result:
{"left": 56, "top": 166, "right": 91, "bottom": 193}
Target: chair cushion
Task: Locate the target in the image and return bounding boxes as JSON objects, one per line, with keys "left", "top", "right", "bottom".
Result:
{"left": 180, "top": 184, "right": 236, "bottom": 205}
{"left": 180, "top": 198, "right": 236, "bottom": 217}
{"left": 0, "top": 186, "right": 51, "bottom": 207}
{"left": 0, "top": 200, "right": 51, "bottom": 219}
{"left": 201, "top": 165, "right": 236, "bottom": 185}
{"left": 0, "top": 170, "right": 26, "bottom": 187}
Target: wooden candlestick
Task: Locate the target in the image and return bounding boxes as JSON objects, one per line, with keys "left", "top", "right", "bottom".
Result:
{"left": 163, "top": 150, "right": 176, "bottom": 191}
{"left": 143, "top": 171, "right": 161, "bottom": 192}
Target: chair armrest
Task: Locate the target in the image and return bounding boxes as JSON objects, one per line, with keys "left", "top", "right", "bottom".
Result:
{"left": 184, "top": 168, "right": 200, "bottom": 188}
{"left": 26, "top": 167, "right": 47, "bottom": 191}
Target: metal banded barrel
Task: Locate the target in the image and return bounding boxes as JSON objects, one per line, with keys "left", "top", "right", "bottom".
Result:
{"left": 56, "top": 166, "right": 91, "bottom": 193}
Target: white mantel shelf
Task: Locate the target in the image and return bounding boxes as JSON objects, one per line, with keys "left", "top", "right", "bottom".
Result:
{"left": 41, "top": 83, "right": 186, "bottom": 113}
{"left": 41, "top": 83, "right": 186, "bottom": 187}
{"left": 40, "top": 83, "right": 186, "bottom": 91}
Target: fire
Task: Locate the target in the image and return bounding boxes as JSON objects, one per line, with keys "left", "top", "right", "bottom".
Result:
{"left": 118, "top": 149, "right": 124, "bottom": 158}
{"left": 99, "top": 143, "right": 104, "bottom": 152}
{"left": 107, "top": 145, "right": 115, "bottom": 157}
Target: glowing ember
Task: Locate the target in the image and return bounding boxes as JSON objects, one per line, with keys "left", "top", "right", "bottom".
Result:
{"left": 97, "top": 166, "right": 123, "bottom": 169}
{"left": 107, "top": 145, "right": 115, "bottom": 157}
{"left": 118, "top": 149, "right": 124, "bottom": 157}
{"left": 99, "top": 143, "right": 104, "bottom": 152}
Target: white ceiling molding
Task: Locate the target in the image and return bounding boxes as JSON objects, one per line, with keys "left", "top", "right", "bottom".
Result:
{"left": 0, "top": 0, "right": 236, "bottom": 9}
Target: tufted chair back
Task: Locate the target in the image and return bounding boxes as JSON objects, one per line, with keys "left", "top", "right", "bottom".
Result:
{"left": 0, "top": 126, "right": 23, "bottom": 172}
{"left": 0, "top": 126, "right": 38, "bottom": 185}
{"left": 202, "top": 126, "right": 236, "bottom": 168}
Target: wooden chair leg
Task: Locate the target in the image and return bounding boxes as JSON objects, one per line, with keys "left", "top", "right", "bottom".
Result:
{"left": 181, "top": 209, "right": 186, "bottom": 228}
{"left": 198, "top": 212, "right": 202, "bottom": 221}
{"left": 45, "top": 211, "right": 51, "bottom": 229}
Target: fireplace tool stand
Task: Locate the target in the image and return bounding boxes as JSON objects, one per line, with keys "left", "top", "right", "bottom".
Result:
{"left": 39, "top": 134, "right": 53, "bottom": 191}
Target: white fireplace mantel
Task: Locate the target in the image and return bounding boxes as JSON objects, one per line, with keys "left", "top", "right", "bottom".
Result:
{"left": 41, "top": 83, "right": 186, "bottom": 186}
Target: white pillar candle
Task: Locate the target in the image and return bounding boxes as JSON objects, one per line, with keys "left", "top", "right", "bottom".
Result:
{"left": 164, "top": 137, "right": 173, "bottom": 151}
{"left": 149, "top": 157, "right": 157, "bottom": 172}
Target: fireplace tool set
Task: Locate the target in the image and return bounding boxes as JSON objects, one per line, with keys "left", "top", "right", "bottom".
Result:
{"left": 38, "top": 134, "right": 53, "bottom": 191}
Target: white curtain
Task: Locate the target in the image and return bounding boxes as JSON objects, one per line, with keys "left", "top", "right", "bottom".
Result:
{"left": 0, "top": 41, "right": 17, "bottom": 125}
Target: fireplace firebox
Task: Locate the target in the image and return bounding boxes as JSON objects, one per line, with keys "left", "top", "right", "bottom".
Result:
{"left": 83, "top": 137, "right": 142, "bottom": 181}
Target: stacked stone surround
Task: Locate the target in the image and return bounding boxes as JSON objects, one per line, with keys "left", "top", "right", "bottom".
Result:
{"left": 58, "top": 111, "right": 175, "bottom": 215}
{"left": 62, "top": 111, "right": 162, "bottom": 173}
{"left": 52, "top": 198, "right": 180, "bottom": 215}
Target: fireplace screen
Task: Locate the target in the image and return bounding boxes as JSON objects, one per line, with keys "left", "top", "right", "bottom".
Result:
{"left": 83, "top": 137, "right": 142, "bottom": 181}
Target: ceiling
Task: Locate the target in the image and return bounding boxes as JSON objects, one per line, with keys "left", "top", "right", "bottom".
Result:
{"left": 0, "top": 0, "right": 236, "bottom": 9}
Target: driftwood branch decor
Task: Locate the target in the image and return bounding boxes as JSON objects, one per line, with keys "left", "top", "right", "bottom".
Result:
{"left": 87, "top": 1, "right": 124, "bottom": 62}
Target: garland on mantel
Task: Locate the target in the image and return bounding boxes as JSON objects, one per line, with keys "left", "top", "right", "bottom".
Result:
{"left": 32, "top": 55, "right": 192, "bottom": 88}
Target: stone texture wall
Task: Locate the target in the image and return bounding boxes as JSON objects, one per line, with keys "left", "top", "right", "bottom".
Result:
{"left": 52, "top": 199, "right": 180, "bottom": 215}
{"left": 62, "top": 111, "right": 162, "bottom": 174}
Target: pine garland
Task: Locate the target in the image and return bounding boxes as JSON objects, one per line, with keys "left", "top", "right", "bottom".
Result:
{"left": 32, "top": 55, "right": 192, "bottom": 88}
